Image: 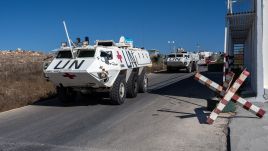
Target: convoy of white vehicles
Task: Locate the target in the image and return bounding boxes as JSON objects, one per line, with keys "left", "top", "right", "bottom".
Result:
{"left": 43, "top": 22, "right": 213, "bottom": 104}
{"left": 165, "top": 51, "right": 199, "bottom": 72}
{"left": 44, "top": 33, "right": 152, "bottom": 105}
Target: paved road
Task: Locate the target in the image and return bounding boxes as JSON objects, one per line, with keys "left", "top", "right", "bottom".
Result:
{"left": 0, "top": 69, "right": 228, "bottom": 151}
{"left": 229, "top": 102, "right": 268, "bottom": 151}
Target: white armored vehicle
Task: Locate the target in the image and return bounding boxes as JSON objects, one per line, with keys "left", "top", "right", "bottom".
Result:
{"left": 44, "top": 34, "right": 152, "bottom": 105}
{"left": 165, "top": 50, "right": 199, "bottom": 72}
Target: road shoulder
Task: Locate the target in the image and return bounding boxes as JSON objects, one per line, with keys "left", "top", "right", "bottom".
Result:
{"left": 229, "top": 102, "right": 268, "bottom": 151}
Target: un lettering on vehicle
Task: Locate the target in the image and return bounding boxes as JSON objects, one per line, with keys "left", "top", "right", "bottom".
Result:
{"left": 54, "top": 60, "right": 85, "bottom": 69}
{"left": 168, "top": 58, "right": 179, "bottom": 61}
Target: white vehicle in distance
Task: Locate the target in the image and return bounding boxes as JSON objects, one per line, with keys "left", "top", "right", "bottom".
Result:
{"left": 165, "top": 51, "right": 199, "bottom": 72}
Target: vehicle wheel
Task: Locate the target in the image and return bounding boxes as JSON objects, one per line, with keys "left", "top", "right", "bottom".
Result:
{"left": 110, "top": 75, "right": 126, "bottom": 105}
{"left": 187, "top": 63, "right": 192, "bottom": 73}
{"left": 127, "top": 72, "right": 138, "bottom": 98}
{"left": 57, "top": 86, "right": 76, "bottom": 103}
{"left": 167, "top": 66, "right": 172, "bottom": 72}
{"left": 137, "top": 69, "right": 148, "bottom": 93}
{"left": 195, "top": 63, "right": 199, "bottom": 72}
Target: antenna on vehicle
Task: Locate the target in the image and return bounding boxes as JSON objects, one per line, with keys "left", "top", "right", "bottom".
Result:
{"left": 63, "top": 21, "right": 75, "bottom": 58}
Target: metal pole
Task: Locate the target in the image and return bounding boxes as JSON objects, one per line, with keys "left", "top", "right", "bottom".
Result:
{"left": 63, "top": 21, "right": 75, "bottom": 58}
{"left": 63, "top": 21, "right": 72, "bottom": 48}
{"left": 227, "top": 0, "right": 230, "bottom": 13}
{"left": 172, "top": 41, "right": 175, "bottom": 58}
{"left": 168, "top": 41, "right": 172, "bottom": 53}
{"left": 224, "top": 0, "right": 230, "bottom": 81}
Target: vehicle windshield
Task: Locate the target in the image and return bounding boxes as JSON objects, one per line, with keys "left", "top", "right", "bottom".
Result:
{"left": 168, "top": 54, "right": 183, "bottom": 58}
{"left": 56, "top": 51, "right": 72, "bottom": 58}
{"left": 78, "top": 49, "right": 95, "bottom": 58}
{"left": 168, "top": 54, "right": 175, "bottom": 58}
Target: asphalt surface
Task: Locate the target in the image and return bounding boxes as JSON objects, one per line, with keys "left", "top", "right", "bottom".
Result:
{"left": 0, "top": 68, "right": 229, "bottom": 151}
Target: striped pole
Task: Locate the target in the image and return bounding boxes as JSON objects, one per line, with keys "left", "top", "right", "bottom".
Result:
{"left": 207, "top": 70, "right": 249, "bottom": 124}
{"left": 221, "top": 71, "right": 234, "bottom": 95}
{"left": 194, "top": 73, "right": 266, "bottom": 119}
{"left": 223, "top": 54, "right": 229, "bottom": 81}
{"left": 228, "top": 55, "right": 234, "bottom": 70}
{"left": 194, "top": 73, "right": 222, "bottom": 93}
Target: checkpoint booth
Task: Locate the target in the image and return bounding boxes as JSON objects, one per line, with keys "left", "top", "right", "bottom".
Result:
{"left": 193, "top": 0, "right": 267, "bottom": 124}
{"left": 224, "top": 0, "right": 268, "bottom": 102}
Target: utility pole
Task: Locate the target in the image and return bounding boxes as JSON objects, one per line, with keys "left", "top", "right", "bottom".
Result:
{"left": 168, "top": 40, "right": 175, "bottom": 56}
{"left": 168, "top": 41, "right": 175, "bottom": 53}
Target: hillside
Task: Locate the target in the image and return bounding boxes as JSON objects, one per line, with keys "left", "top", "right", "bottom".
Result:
{"left": 0, "top": 50, "right": 55, "bottom": 112}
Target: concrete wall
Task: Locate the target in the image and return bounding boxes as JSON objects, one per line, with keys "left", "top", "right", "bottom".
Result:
{"left": 255, "top": 0, "right": 265, "bottom": 101}
{"left": 263, "top": 0, "right": 268, "bottom": 89}
{"left": 251, "top": 20, "right": 258, "bottom": 94}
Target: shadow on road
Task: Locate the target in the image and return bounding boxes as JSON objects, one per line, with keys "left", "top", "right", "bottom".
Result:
{"left": 149, "top": 71, "right": 223, "bottom": 100}
{"left": 32, "top": 94, "right": 115, "bottom": 107}
{"left": 33, "top": 71, "right": 222, "bottom": 108}
{"left": 31, "top": 71, "right": 258, "bottom": 124}
{"left": 158, "top": 107, "right": 209, "bottom": 124}
{"left": 157, "top": 107, "right": 257, "bottom": 124}
{"left": 153, "top": 69, "right": 189, "bottom": 74}
{"left": 149, "top": 71, "right": 253, "bottom": 124}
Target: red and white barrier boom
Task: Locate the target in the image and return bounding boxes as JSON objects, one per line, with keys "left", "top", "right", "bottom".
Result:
{"left": 194, "top": 70, "right": 266, "bottom": 124}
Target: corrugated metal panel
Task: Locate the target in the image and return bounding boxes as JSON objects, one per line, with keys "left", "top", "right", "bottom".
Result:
{"left": 227, "top": 12, "right": 255, "bottom": 42}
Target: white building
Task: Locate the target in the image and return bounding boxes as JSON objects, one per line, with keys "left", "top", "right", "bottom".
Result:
{"left": 225, "top": 0, "right": 268, "bottom": 102}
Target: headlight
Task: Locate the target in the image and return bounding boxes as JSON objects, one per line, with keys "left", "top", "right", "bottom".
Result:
{"left": 98, "top": 67, "right": 109, "bottom": 82}
{"left": 98, "top": 71, "right": 108, "bottom": 79}
{"left": 43, "top": 62, "right": 51, "bottom": 70}
{"left": 100, "top": 72, "right": 107, "bottom": 79}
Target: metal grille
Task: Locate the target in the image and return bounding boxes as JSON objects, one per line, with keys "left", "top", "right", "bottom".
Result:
{"left": 233, "top": 44, "right": 244, "bottom": 69}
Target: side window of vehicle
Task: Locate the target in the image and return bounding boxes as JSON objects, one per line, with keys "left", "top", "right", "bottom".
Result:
{"left": 100, "top": 51, "right": 107, "bottom": 57}
{"left": 100, "top": 51, "right": 113, "bottom": 60}
{"left": 106, "top": 51, "right": 113, "bottom": 60}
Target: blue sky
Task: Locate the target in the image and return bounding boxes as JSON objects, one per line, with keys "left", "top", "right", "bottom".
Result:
{"left": 0, "top": 0, "right": 228, "bottom": 53}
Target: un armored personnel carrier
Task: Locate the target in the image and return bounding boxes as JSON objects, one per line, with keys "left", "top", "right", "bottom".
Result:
{"left": 165, "top": 50, "right": 199, "bottom": 72}
{"left": 44, "top": 35, "right": 152, "bottom": 105}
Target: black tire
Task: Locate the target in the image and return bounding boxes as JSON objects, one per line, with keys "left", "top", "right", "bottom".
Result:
{"left": 137, "top": 69, "right": 148, "bottom": 93}
{"left": 187, "top": 63, "right": 192, "bottom": 73}
{"left": 176, "top": 68, "right": 182, "bottom": 73}
{"left": 195, "top": 63, "right": 199, "bottom": 72}
{"left": 110, "top": 75, "right": 126, "bottom": 105}
{"left": 57, "top": 86, "right": 76, "bottom": 103}
{"left": 167, "top": 66, "right": 172, "bottom": 72}
{"left": 126, "top": 72, "right": 138, "bottom": 98}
